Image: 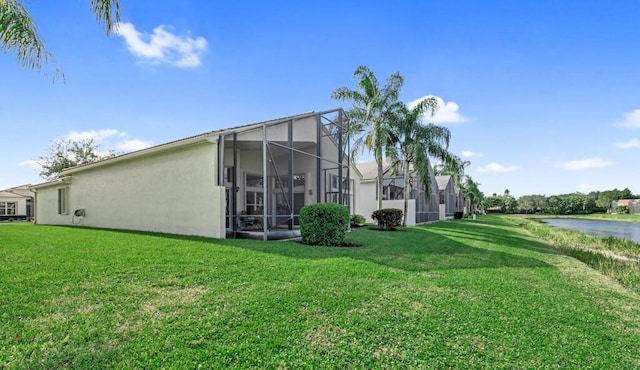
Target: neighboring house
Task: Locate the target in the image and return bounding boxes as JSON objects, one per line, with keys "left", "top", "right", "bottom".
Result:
{"left": 32, "top": 110, "right": 357, "bottom": 240}
{"left": 611, "top": 199, "right": 640, "bottom": 214}
{"left": 436, "top": 175, "right": 456, "bottom": 220}
{"left": 355, "top": 161, "right": 440, "bottom": 225}
{"left": 0, "top": 185, "right": 35, "bottom": 221}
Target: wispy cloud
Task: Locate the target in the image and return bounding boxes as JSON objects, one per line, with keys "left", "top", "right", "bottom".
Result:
{"left": 553, "top": 157, "right": 613, "bottom": 170}
{"left": 614, "top": 138, "right": 640, "bottom": 149}
{"left": 408, "top": 95, "right": 467, "bottom": 124}
{"left": 66, "top": 129, "right": 120, "bottom": 142}
{"left": 64, "top": 129, "right": 152, "bottom": 154}
{"left": 115, "top": 22, "right": 207, "bottom": 67}
{"left": 18, "top": 160, "right": 40, "bottom": 169}
{"left": 615, "top": 109, "right": 640, "bottom": 129}
{"left": 461, "top": 150, "right": 484, "bottom": 158}
{"left": 477, "top": 162, "right": 519, "bottom": 173}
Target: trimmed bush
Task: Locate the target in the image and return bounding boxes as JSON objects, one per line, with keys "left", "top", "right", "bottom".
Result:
{"left": 615, "top": 205, "right": 630, "bottom": 214}
{"left": 300, "top": 203, "right": 350, "bottom": 246}
{"left": 372, "top": 208, "right": 403, "bottom": 231}
{"left": 351, "top": 214, "right": 366, "bottom": 227}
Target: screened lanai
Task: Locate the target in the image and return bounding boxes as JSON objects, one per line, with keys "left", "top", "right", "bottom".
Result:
{"left": 218, "top": 109, "right": 353, "bottom": 240}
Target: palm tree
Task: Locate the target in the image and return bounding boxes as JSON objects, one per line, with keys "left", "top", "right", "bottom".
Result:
{"left": 332, "top": 66, "right": 404, "bottom": 210}
{"left": 433, "top": 155, "right": 470, "bottom": 189}
{"left": 461, "top": 175, "right": 484, "bottom": 214}
{"left": 386, "top": 99, "right": 454, "bottom": 226}
{"left": 1, "top": 0, "right": 120, "bottom": 80}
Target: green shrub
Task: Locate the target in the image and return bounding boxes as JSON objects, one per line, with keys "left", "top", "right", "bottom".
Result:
{"left": 351, "top": 214, "right": 366, "bottom": 227}
{"left": 371, "top": 208, "right": 403, "bottom": 231}
{"left": 300, "top": 203, "right": 350, "bottom": 246}
{"left": 616, "top": 205, "right": 630, "bottom": 214}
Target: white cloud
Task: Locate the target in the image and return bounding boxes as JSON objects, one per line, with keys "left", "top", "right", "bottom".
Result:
{"left": 18, "top": 160, "right": 40, "bottom": 169}
{"left": 553, "top": 157, "right": 613, "bottom": 170}
{"left": 461, "top": 150, "right": 484, "bottom": 158}
{"left": 63, "top": 129, "right": 152, "bottom": 154}
{"left": 616, "top": 109, "right": 640, "bottom": 129}
{"left": 407, "top": 95, "right": 467, "bottom": 124}
{"left": 614, "top": 138, "right": 640, "bottom": 149}
{"left": 115, "top": 22, "right": 207, "bottom": 67}
{"left": 477, "top": 162, "right": 520, "bottom": 173}
{"left": 66, "top": 129, "right": 119, "bottom": 142}
{"left": 115, "top": 139, "right": 153, "bottom": 152}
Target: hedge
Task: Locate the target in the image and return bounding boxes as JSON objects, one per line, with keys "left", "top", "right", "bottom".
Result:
{"left": 299, "top": 203, "right": 350, "bottom": 246}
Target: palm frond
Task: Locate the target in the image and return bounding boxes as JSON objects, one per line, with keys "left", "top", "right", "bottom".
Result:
{"left": 0, "top": 0, "right": 62, "bottom": 79}
{"left": 90, "top": 0, "right": 120, "bottom": 35}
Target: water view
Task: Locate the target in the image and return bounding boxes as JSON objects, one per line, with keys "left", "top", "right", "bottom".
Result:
{"left": 539, "top": 218, "right": 640, "bottom": 243}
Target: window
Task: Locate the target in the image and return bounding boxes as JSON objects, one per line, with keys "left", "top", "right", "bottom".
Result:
{"left": 0, "top": 202, "right": 16, "bottom": 215}
{"left": 246, "top": 174, "right": 263, "bottom": 187}
{"left": 293, "top": 174, "right": 305, "bottom": 187}
{"left": 223, "top": 167, "right": 233, "bottom": 184}
{"left": 58, "top": 187, "right": 69, "bottom": 215}
{"left": 331, "top": 174, "right": 348, "bottom": 190}
{"left": 246, "top": 191, "right": 264, "bottom": 215}
{"left": 276, "top": 174, "right": 305, "bottom": 190}
{"left": 439, "top": 191, "right": 445, "bottom": 205}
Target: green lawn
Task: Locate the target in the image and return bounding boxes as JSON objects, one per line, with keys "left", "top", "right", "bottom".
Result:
{"left": 2, "top": 216, "right": 640, "bottom": 368}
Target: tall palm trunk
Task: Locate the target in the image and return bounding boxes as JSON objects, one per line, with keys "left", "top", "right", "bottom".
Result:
{"left": 402, "top": 159, "right": 411, "bottom": 226}
{"left": 376, "top": 152, "right": 384, "bottom": 210}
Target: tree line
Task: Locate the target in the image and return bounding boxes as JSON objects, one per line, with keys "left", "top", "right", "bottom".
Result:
{"left": 484, "top": 188, "right": 637, "bottom": 215}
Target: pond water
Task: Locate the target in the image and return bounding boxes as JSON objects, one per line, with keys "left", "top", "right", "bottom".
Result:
{"left": 539, "top": 218, "right": 640, "bottom": 243}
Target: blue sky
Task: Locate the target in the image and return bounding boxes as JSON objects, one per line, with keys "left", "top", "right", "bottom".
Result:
{"left": 2, "top": 0, "right": 640, "bottom": 197}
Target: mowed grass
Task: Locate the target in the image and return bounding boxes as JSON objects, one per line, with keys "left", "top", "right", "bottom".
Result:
{"left": 1, "top": 217, "right": 640, "bottom": 369}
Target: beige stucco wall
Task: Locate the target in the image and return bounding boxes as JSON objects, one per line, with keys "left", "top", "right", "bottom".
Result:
{"left": 381, "top": 199, "right": 416, "bottom": 225}
{"left": 0, "top": 194, "right": 28, "bottom": 216}
{"left": 356, "top": 180, "right": 426, "bottom": 226}
{"left": 35, "top": 141, "right": 226, "bottom": 238}
{"left": 357, "top": 180, "right": 377, "bottom": 223}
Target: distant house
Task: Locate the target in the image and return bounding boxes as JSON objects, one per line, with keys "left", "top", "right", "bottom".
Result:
{"left": 32, "top": 110, "right": 356, "bottom": 240}
{"left": 0, "top": 185, "right": 34, "bottom": 220}
{"left": 436, "top": 175, "right": 456, "bottom": 219}
{"left": 611, "top": 199, "right": 640, "bottom": 214}
{"left": 355, "top": 161, "right": 440, "bottom": 225}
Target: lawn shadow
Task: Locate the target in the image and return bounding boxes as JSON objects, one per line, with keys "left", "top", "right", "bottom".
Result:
{"left": 49, "top": 220, "right": 554, "bottom": 273}
{"left": 425, "top": 218, "right": 567, "bottom": 257}
{"left": 221, "top": 224, "right": 552, "bottom": 272}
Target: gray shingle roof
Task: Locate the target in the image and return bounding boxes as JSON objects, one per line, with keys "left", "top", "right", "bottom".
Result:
{"left": 435, "top": 175, "right": 452, "bottom": 190}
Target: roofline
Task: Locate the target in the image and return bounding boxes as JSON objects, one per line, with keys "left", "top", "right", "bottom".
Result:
{"left": 30, "top": 177, "right": 72, "bottom": 190}
{"left": 61, "top": 133, "right": 215, "bottom": 175}
{"left": 59, "top": 109, "right": 348, "bottom": 176}
{"left": 0, "top": 192, "right": 29, "bottom": 199}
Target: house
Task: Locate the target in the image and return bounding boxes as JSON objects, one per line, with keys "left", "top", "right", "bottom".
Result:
{"left": 611, "top": 199, "right": 640, "bottom": 214}
{"left": 0, "top": 185, "right": 35, "bottom": 221}
{"left": 435, "top": 175, "right": 456, "bottom": 220}
{"left": 355, "top": 161, "right": 440, "bottom": 225}
{"left": 32, "top": 110, "right": 357, "bottom": 240}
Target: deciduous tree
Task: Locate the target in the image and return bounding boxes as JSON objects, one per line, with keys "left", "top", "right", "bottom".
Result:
{"left": 38, "top": 138, "right": 117, "bottom": 180}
